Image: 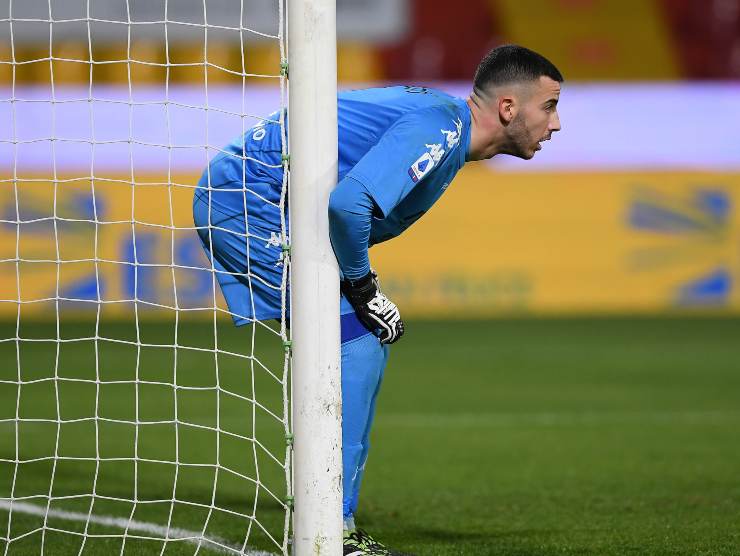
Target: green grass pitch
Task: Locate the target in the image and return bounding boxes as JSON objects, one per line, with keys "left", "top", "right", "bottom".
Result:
{"left": 1, "top": 316, "right": 739, "bottom": 555}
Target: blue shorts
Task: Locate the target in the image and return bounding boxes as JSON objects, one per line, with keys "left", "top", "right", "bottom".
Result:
{"left": 193, "top": 188, "right": 285, "bottom": 325}
{"left": 193, "top": 150, "right": 366, "bottom": 337}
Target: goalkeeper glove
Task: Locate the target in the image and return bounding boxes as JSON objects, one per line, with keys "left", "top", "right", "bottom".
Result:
{"left": 340, "top": 271, "right": 405, "bottom": 344}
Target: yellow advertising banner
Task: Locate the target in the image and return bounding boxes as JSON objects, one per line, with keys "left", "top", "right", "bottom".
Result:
{"left": 0, "top": 173, "right": 214, "bottom": 319}
{"left": 1, "top": 168, "right": 738, "bottom": 318}
{"left": 373, "top": 167, "right": 740, "bottom": 315}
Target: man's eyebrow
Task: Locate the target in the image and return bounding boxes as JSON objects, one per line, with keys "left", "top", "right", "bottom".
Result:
{"left": 543, "top": 97, "right": 559, "bottom": 106}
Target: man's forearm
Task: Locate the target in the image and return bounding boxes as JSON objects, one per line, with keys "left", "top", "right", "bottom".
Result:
{"left": 328, "top": 176, "right": 374, "bottom": 280}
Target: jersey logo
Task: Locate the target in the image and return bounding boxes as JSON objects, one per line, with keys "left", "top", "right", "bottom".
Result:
{"left": 251, "top": 120, "right": 268, "bottom": 141}
{"left": 408, "top": 143, "right": 444, "bottom": 183}
{"left": 441, "top": 117, "right": 463, "bottom": 149}
{"left": 266, "top": 232, "right": 285, "bottom": 267}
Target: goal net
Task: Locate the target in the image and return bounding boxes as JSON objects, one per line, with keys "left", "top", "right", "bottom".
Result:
{"left": 0, "top": 1, "right": 299, "bottom": 554}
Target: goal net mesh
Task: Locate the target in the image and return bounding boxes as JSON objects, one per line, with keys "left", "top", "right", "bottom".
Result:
{"left": 0, "top": 1, "right": 291, "bottom": 554}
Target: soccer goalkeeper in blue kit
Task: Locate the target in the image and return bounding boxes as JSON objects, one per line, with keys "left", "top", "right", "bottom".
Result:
{"left": 193, "top": 45, "right": 563, "bottom": 555}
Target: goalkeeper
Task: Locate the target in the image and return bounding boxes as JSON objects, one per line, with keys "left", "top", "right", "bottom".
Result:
{"left": 193, "top": 44, "right": 562, "bottom": 555}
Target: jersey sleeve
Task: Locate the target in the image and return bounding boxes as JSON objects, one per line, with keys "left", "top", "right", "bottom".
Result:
{"left": 328, "top": 176, "right": 374, "bottom": 280}
{"left": 345, "top": 106, "right": 461, "bottom": 217}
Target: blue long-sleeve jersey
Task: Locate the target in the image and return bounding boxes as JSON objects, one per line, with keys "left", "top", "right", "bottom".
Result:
{"left": 328, "top": 87, "right": 471, "bottom": 281}
{"left": 199, "top": 85, "right": 472, "bottom": 314}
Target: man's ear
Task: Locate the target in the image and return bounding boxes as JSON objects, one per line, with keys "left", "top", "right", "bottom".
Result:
{"left": 498, "top": 96, "right": 516, "bottom": 124}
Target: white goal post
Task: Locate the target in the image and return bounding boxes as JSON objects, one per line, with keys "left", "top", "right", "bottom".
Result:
{"left": 287, "top": 0, "right": 342, "bottom": 555}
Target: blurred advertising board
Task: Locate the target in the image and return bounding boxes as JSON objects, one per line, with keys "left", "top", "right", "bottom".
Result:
{"left": 0, "top": 174, "right": 216, "bottom": 318}
{"left": 1, "top": 169, "right": 738, "bottom": 318}
{"left": 1, "top": 83, "right": 738, "bottom": 317}
{"left": 3, "top": 83, "right": 738, "bottom": 173}
{"left": 373, "top": 168, "right": 740, "bottom": 315}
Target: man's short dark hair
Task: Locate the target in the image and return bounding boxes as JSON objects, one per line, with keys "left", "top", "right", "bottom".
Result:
{"left": 474, "top": 44, "right": 563, "bottom": 95}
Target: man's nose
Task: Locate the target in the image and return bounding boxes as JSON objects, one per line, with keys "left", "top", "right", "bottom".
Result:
{"left": 550, "top": 113, "right": 561, "bottom": 132}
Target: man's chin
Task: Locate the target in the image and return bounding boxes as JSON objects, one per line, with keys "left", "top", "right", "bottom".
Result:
{"left": 517, "top": 144, "right": 538, "bottom": 160}
{"left": 500, "top": 150, "right": 535, "bottom": 161}
{"left": 498, "top": 146, "right": 536, "bottom": 160}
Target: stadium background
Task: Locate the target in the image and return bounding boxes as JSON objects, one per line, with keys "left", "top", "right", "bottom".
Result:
{"left": 2, "top": 0, "right": 739, "bottom": 317}
{"left": 1, "top": 2, "right": 740, "bottom": 555}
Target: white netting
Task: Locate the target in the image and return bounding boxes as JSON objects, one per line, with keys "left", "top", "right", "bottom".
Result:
{"left": 0, "top": 1, "right": 291, "bottom": 554}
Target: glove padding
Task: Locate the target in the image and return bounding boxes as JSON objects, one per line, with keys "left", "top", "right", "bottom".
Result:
{"left": 340, "top": 271, "right": 405, "bottom": 344}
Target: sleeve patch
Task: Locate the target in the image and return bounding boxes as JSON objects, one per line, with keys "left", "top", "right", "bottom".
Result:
{"left": 407, "top": 142, "right": 445, "bottom": 183}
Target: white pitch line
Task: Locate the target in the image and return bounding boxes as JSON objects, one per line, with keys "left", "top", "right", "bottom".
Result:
{"left": 0, "top": 500, "right": 278, "bottom": 556}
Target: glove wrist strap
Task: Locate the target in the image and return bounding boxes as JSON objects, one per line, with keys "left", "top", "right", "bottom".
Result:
{"left": 340, "top": 271, "right": 376, "bottom": 306}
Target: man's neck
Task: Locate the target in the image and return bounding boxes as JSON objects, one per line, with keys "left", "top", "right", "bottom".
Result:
{"left": 465, "top": 96, "right": 504, "bottom": 162}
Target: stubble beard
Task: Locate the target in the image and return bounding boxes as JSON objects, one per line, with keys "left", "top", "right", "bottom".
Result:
{"left": 505, "top": 112, "right": 536, "bottom": 160}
